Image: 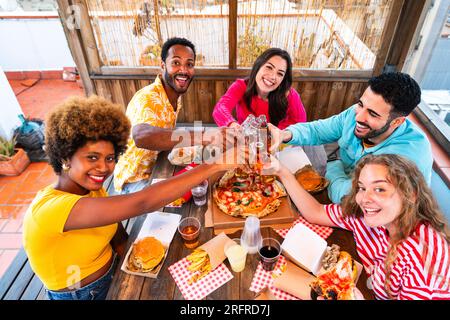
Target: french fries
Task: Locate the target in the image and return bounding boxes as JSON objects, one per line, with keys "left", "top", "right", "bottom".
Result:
{"left": 271, "top": 261, "right": 287, "bottom": 279}
{"left": 169, "top": 197, "right": 185, "bottom": 207}
{"left": 186, "top": 248, "right": 211, "bottom": 284}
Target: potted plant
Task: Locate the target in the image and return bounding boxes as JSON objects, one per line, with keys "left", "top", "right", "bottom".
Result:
{"left": 0, "top": 135, "right": 30, "bottom": 176}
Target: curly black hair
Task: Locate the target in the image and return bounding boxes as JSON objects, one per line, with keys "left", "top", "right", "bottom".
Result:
{"left": 161, "top": 37, "right": 196, "bottom": 62}
{"left": 45, "top": 95, "right": 131, "bottom": 175}
{"left": 368, "top": 72, "right": 421, "bottom": 117}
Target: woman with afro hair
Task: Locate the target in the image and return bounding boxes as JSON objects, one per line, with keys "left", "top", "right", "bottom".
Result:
{"left": 22, "top": 95, "right": 242, "bottom": 300}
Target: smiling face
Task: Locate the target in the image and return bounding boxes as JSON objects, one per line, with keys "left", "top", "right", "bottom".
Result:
{"left": 255, "top": 55, "right": 287, "bottom": 99}
{"left": 63, "top": 140, "right": 116, "bottom": 195}
{"left": 161, "top": 44, "right": 195, "bottom": 95}
{"left": 355, "top": 164, "right": 403, "bottom": 233}
{"left": 354, "top": 87, "right": 405, "bottom": 144}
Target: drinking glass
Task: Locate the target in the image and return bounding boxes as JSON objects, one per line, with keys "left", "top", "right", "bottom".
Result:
{"left": 258, "top": 237, "right": 281, "bottom": 271}
{"left": 224, "top": 239, "right": 247, "bottom": 272}
{"left": 178, "top": 217, "right": 201, "bottom": 249}
{"left": 191, "top": 180, "right": 208, "bottom": 206}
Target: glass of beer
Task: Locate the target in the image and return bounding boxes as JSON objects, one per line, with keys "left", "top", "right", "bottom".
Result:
{"left": 178, "top": 217, "right": 201, "bottom": 249}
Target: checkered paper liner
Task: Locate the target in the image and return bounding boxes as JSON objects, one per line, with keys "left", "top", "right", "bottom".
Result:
{"left": 249, "top": 255, "right": 299, "bottom": 300}
{"left": 274, "top": 216, "right": 333, "bottom": 240}
{"left": 168, "top": 257, "right": 233, "bottom": 300}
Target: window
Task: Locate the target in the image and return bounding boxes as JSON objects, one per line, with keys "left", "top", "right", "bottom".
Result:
{"left": 405, "top": 1, "right": 450, "bottom": 152}
{"left": 236, "top": 0, "right": 391, "bottom": 69}
{"left": 85, "top": 0, "right": 393, "bottom": 70}
{"left": 416, "top": 95, "right": 450, "bottom": 155}
{"left": 87, "top": 0, "right": 229, "bottom": 67}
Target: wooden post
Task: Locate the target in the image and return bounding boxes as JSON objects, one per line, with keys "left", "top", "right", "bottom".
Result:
{"left": 153, "top": 0, "right": 163, "bottom": 47}
{"left": 74, "top": 0, "right": 101, "bottom": 73}
{"left": 93, "top": 80, "right": 112, "bottom": 102}
{"left": 385, "top": 0, "right": 427, "bottom": 72}
{"left": 56, "top": 0, "right": 94, "bottom": 95}
{"left": 373, "top": 0, "right": 426, "bottom": 75}
{"left": 372, "top": 0, "right": 404, "bottom": 76}
{"left": 228, "top": 0, "right": 238, "bottom": 69}
{"left": 76, "top": 0, "right": 114, "bottom": 102}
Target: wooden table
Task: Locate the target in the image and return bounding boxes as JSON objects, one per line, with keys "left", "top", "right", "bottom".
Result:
{"left": 107, "top": 151, "right": 375, "bottom": 300}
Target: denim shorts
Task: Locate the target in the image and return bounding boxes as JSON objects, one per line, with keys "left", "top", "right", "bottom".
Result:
{"left": 46, "top": 255, "right": 117, "bottom": 300}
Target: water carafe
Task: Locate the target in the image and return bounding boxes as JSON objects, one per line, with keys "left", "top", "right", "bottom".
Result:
{"left": 240, "top": 216, "right": 262, "bottom": 254}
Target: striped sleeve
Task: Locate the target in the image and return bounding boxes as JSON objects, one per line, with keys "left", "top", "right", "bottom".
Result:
{"left": 324, "top": 204, "right": 355, "bottom": 232}
{"left": 398, "top": 225, "right": 450, "bottom": 300}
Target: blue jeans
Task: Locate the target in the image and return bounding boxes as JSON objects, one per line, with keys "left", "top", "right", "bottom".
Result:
{"left": 46, "top": 255, "right": 117, "bottom": 300}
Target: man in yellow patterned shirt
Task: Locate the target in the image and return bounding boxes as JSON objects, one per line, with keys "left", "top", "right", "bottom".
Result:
{"left": 113, "top": 37, "right": 197, "bottom": 194}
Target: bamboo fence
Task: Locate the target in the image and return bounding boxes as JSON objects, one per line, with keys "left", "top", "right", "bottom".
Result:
{"left": 84, "top": 0, "right": 391, "bottom": 69}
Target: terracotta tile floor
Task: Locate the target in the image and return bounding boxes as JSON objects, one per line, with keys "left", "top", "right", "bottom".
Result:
{"left": 0, "top": 78, "right": 83, "bottom": 279}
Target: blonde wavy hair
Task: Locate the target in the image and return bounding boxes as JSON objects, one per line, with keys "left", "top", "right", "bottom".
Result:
{"left": 341, "top": 154, "right": 450, "bottom": 298}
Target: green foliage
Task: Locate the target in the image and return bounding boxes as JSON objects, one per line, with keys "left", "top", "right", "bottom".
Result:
{"left": 0, "top": 135, "right": 16, "bottom": 160}
{"left": 140, "top": 44, "right": 162, "bottom": 66}
{"left": 238, "top": 23, "right": 270, "bottom": 67}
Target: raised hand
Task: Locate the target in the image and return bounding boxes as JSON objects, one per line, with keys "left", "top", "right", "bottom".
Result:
{"left": 261, "top": 155, "right": 285, "bottom": 176}
{"left": 228, "top": 122, "right": 241, "bottom": 129}
{"left": 203, "top": 126, "right": 241, "bottom": 153}
{"left": 206, "top": 141, "right": 249, "bottom": 172}
{"left": 267, "top": 123, "right": 291, "bottom": 154}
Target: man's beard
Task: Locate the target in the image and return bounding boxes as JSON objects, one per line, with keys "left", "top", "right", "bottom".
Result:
{"left": 354, "top": 118, "right": 392, "bottom": 140}
{"left": 163, "top": 71, "right": 192, "bottom": 94}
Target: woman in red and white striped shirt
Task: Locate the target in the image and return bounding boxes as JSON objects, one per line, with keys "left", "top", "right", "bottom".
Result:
{"left": 263, "top": 154, "right": 450, "bottom": 299}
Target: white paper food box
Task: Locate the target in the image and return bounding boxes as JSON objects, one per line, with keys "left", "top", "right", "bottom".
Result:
{"left": 276, "top": 146, "right": 312, "bottom": 174}
{"left": 281, "top": 223, "right": 328, "bottom": 275}
{"left": 121, "top": 211, "right": 181, "bottom": 278}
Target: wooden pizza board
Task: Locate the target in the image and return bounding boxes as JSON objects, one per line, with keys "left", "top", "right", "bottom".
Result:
{"left": 205, "top": 172, "right": 297, "bottom": 233}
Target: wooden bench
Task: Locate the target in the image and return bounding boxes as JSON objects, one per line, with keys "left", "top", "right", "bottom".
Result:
{"left": 0, "top": 217, "right": 137, "bottom": 300}
{"left": 0, "top": 248, "right": 46, "bottom": 300}
{"left": 0, "top": 175, "right": 136, "bottom": 300}
{"left": 0, "top": 125, "right": 198, "bottom": 300}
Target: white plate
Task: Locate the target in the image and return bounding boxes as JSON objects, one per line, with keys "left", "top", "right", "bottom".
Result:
{"left": 121, "top": 211, "right": 181, "bottom": 278}
{"left": 168, "top": 146, "right": 203, "bottom": 166}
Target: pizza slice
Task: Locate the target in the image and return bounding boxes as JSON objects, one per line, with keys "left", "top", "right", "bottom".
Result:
{"left": 310, "top": 251, "right": 358, "bottom": 300}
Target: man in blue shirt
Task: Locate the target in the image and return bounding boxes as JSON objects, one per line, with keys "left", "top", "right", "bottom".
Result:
{"left": 269, "top": 72, "right": 433, "bottom": 203}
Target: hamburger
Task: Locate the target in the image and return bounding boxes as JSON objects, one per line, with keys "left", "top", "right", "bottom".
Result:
{"left": 127, "top": 236, "right": 165, "bottom": 273}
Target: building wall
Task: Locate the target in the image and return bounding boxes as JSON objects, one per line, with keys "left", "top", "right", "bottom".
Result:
{"left": 0, "top": 17, "right": 75, "bottom": 71}
{"left": 0, "top": 66, "right": 23, "bottom": 140}
{"left": 421, "top": 38, "right": 450, "bottom": 89}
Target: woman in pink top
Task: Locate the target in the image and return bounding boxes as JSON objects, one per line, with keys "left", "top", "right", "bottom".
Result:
{"left": 213, "top": 48, "right": 306, "bottom": 129}
{"left": 263, "top": 154, "right": 450, "bottom": 300}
